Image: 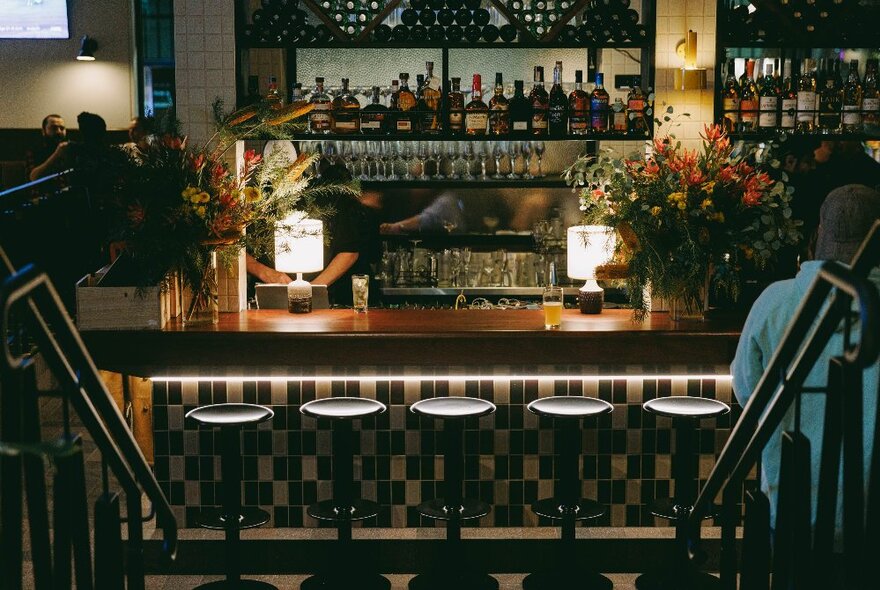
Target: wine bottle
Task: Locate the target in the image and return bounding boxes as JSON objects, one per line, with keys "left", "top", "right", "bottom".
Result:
{"left": 780, "top": 59, "right": 798, "bottom": 131}
{"left": 509, "top": 80, "right": 532, "bottom": 136}
{"left": 758, "top": 61, "right": 780, "bottom": 130}
{"left": 842, "top": 59, "right": 862, "bottom": 132}
{"left": 548, "top": 61, "right": 569, "bottom": 136}
{"left": 721, "top": 58, "right": 740, "bottom": 133}
{"left": 529, "top": 66, "right": 549, "bottom": 136}
{"left": 797, "top": 58, "right": 818, "bottom": 132}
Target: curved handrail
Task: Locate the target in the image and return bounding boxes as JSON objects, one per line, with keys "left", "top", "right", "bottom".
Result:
{"left": 0, "top": 262, "right": 177, "bottom": 559}
{"left": 0, "top": 168, "right": 74, "bottom": 200}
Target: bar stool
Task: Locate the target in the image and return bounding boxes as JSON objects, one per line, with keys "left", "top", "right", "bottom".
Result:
{"left": 300, "top": 397, "right": 390, "bottom": 590}
{"left": 635, "top": 395, "right": 730, "bottom": 590}
{"left": 409, "top": 396, "right": 498, "bottom": 590}
{"left": 524, "top": 396, "right": 614, "bottom": 590}
{"left": 186, "top": 403, "right": 277, "bottom": 589}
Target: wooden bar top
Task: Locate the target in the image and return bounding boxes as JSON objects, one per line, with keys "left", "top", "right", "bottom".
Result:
{"left": 82, "top": 309, "right": 742, "bottom": 376}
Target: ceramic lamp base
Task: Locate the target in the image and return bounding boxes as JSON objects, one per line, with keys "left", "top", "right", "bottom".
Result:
{"left": 287, "top": 274, "right": 312, "bottom": 314}
{"left": 578, "top": 289, "right": 604, "bottom": 314}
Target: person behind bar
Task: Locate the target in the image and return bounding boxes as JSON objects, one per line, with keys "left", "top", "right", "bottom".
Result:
{"left": 732, "top": 184, "right": 880, "bottom": 553}
{"left": 28, "top": 113, "right": 69, "bottom": 180}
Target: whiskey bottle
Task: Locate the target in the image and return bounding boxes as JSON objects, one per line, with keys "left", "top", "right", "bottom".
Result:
{"left": 738, "top": 59, "right": 759, "bottom": 132}
{"left": 590, "top": 72, "right": 610, "bottom": 133}
{"left": 448, "top": 77, "right": 465, "bottom": 134}
{"left": 797, "top": 58, "right": 818, "bottom": 132}
{"left": 612, "top": 98, "right": 627, "bottom": 132}
{"left": 568, "top": 70, "right": 590, "bottom": 135}
{"left": 421, "top": 61, "right": 443, "bottom": 133}
{"left": 721, "top": 59, "right": 740, "bottom": 133}
{"left": 863, "top": 59, "right": 880, "bottom": 132}
{"left": 758, "top": 61, "right": 779, "bottom": 130}
{"left": 488, "top": 72, "right": 510, "bottom": 135}
{"left": 509, "top": 80, "right": 532, "bottom": 137}
{"left": 817, "top": 59, "right": 842, "bottom": 133}
{"left": 627, "top": 76, "right": 649, "bottom": 135}
{"left": 308, "top": 77, "right": 332, "bottom": 134}
{"left": 842, "top": 59, "right": 862, "bottom": 132}
{"left": 548, "top": 61, "right": 569, "bottom": 137}
{"left": 529, "top": 66, "right": 549, "bottom": 136}
{"left": 465, "top": 74, "right": 489, "bottom": 135}
{"left": 780, "top": 59, "right": 798, "bottom": 131}
{"left": 331, "top": 77, "right": 361, "bottom": 134}
{"left": 361, "top": 85, "right": 389, "bottom": 134}
{"left": 395, "top": 73, "right": 418, "bottom": 133}
{"left": 266, "top": 75, "right": 284, "bottom": 110}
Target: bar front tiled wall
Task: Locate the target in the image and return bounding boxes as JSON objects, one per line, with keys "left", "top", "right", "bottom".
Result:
{"left": 150, "top": 365, "right": 741, "bottom": 529}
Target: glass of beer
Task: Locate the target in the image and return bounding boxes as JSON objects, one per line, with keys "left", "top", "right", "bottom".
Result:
{"left": 542, "top": 286, "right": 563, "bottom": 329}
{"left": 352, "top": 274, "right": 369, "bottom": 313}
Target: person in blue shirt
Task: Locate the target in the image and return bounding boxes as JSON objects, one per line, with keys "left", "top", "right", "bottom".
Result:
{"left": 731, "top": 184, "right": 880, "bottom": 548}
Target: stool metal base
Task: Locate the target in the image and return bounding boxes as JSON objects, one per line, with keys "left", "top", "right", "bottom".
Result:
{"left": 532, "top": 498, "right": 605, "bottom": 522}
{"left": 648, "top": 499, "right": 718, "bottom": 522}
{"left": 307, "top": 498, "right": 381, "bottom": 522}
{"left": 193, "top": 579, "right": 278, "bottom": 589}
{"left": 523, "top": 571, "right": 613, "bottom": 590}
{"left": 634, "top": 570, "right": 720, "bottom": 590}
{"left": 410, "top": 572, "right": 499, "bottom": 590}
{"left": 195, "top": 507, "right": 271, "bottom": 531}
{"left": 417, "top": 497, "right": 491, "bottom": 521}
{"left": 301, "top": 573, "right": 391, "bottom": 590}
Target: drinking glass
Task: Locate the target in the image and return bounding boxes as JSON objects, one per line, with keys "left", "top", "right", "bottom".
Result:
{"left": 388, "top": 141, "right": 401, "bottom": 180}
{"left": 542, "top": 286, "right": 563, "bottom": 329}
{"left": 431, "top": 140, "right": 445, "bottom": 179}
{"left": 507, "top": 141, "right": 521, "bottom": 179}
{"left": 352, "top": 274, "right": 369, "bottom": 313}
{"left": 521, "top": 141, "right": 534, "bottom": 179}
{"left": 416, "top": 141, "right": 430, "bottom": 180}
{"left": 402, "top": 142, "right": 415, "bottom": 180}
{"left": 446, "top": 141, "right": 461, "bottom": 180}
{"left": 492, "top": 141, "right": 505, "bottom": 179}
{"left": 357, "top": 142, "right": 371, "bottom": 180}
{"left": 477, "top": 142, "right": 490, "bottom": 180}
{"left": 368, "top": 141, "right": 385, "bottom": 180}
{"left": 533, "top": 141, "right": 546, "bottom": 178}
{"left": 462, "top": 142, "right": 476, "bottom": 180}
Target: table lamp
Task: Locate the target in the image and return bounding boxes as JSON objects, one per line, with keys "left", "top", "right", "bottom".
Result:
{"left": 567, "top": 225, "right": 616, "bottom": 314}
{"left": 275, "top": 212, "right": 323, "bottom": 314}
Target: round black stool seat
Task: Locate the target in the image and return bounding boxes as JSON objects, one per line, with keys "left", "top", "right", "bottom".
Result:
{"left": 642, "top": 396, "right": 730, "bottom": 419}
{"left": 186, "top": 403, "right": 274, "bottom": 427}
{"left": 300, "top": 397, "right": 387, "bottom": 420}
{"left": 527, "top": 396, "right": 614, "bottom": 419}
{"left": 410, "top": 396, "right": 496, "bottom": 419}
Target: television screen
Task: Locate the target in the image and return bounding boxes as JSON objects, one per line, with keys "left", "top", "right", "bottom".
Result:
{"left": 0, "top": 0, "right": 69, "bottom": 39}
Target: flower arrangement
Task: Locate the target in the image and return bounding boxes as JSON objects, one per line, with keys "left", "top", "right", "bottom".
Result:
{"left": 565, "top": 123, "right": 802, "bottom": 319}
{"left": 112, "top": 105, "right": 356, "bottom": 322}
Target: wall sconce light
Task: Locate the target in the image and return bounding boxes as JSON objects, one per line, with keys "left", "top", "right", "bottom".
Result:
{"left": 673, "top": 30, "right": 707, "bottom": 90}
{"left": 77, "top": 36, "right": 98, "bottom": 61}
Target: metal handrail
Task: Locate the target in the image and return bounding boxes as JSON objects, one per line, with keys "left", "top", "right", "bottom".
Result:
{"left": 0, "top": 251, "right": 177, "bottom": 559}
{"left": 687, "top": 220, "right": 880, "bottom": 558}
{"left": 0, "top": 168, "right": 74, "bottom": 200}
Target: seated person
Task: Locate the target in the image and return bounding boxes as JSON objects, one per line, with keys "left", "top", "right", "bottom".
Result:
{"left": 28, "top": 113, "right": 68, "bottom": 181}
{"left": 122, "top": 116, "right": 156, "bottom": 156}
{"left": 731, "top": 184, "right": 880, "bottom": 548}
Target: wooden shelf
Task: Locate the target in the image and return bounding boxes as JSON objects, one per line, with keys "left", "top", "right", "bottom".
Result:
{"left": 289, "top": 132, "right": 649, "bottom": 141}
{"left": 241, "top": 40, "right": 653, "bottom": 50}
{"left": 361, "top": 177, "right": 567, "bottom": 189}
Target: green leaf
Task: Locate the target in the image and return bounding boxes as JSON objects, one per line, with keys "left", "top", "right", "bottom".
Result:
{"left": 666, "top": 105, "right": 674, "bottom": 114}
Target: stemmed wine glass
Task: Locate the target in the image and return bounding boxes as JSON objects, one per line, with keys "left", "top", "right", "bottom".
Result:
{"left": 387, "top": 141, "right": 401, "bottom": 180}
{"left": 462, "top": 142, "right": 476, "bottom": 180}
{"left": 477, "top": 142, "right": 490, "bottom": 180}
{"left": 521, "top": 141, "right": 533, "bottom": 180}
{"left": 430, "top": 141, "right": 445, "bottom": 179}
{"left": 416, "top": 141, "right": 430, "bottom": 180}
{"left": 446, "top": 141, "right": 460, "bottom": 180}
{"left": 492, "top": 141, "right": 505, "bottom": 179}
{"left": 507, "top": 140, "right": 521, "bottom": 179}
{"left": 356, "top": 142, "right": 371, "bottom": 181}
{"left": 533, "top": 141, "right": 546, "bottom": 178}
{"left": 369, "top": 141, "right": 386, "bottom": 180}
{"left": 402, "top": 142, "right": 415, "bottom": 180}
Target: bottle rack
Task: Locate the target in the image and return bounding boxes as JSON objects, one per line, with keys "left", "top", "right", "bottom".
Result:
{"left": 713, "top": 0, "right": 880, "bottom": 141}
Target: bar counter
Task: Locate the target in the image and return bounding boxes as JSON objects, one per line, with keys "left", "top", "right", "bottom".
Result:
{"left": 83, "top": 309, "right": 742, "bottom": 377}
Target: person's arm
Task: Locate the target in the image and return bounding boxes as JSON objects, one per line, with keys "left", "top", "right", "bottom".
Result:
{"left": 29, "top": 142, "right": 69, "bottom": 181}
{"left": 380, "top": 214, "right": 421, "bottom": 234}
{"left": 311, "top": 252, "right": 359, "bottom": 287}
{"left": 730, "top": 290, "right": 774, "bottom": 407}
{"left": 245, "top": 253, "right": 291, "bottom": 284}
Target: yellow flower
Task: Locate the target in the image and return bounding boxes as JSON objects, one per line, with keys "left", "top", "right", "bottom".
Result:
{"left": 700, "top": 198, "right": 713, "bottom": 210}
{"left": 667, "top": 192, "right": 687, "bottom": 211}
{"left": 650, "top": 206, "right": 662, "bottom": 217}
{"left": 195, "top": 206, "right": 207, "bottom": 218}
{"left": 701, "top": 181, "right": 716, "bottom": 194}
{"left": 242, "top": 186, "right": 261, "bottom": 203}
{"left": 711, "top": 212, "right": 725, "bottom": 223}
{"left": 181, "top": 186, "right": 199, "bottom": 200}
{"left": 198, "top": 191, "right": 211, "bottom": 204}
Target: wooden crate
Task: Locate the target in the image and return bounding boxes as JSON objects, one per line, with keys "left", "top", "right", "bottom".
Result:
{"left": 76, "top": 271, "right": 174, "bottom": 330}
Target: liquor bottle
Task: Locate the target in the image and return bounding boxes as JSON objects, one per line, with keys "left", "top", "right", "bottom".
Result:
{"left": 292, "top": 82, "right": 303, "bottom": 103}
{"left": 488, "top": 72, "right": 510, "bottom": 135}
{"left": 780, "top": 59, "right": 798, "bottom": 131}
{"left": 308, "top": 77, "right": 332, "bottom": 134}
{"left": 611, "top": 98, "right": 627, "bottom": 132}
{"left": 818, "top": 59, "right": 842, "bottom": 133}
{"left": 529, "top": 66, "right": 549, "bottom": 136}
{"left": 331, "top": 78, "right": 361, "bottom": 134}
{"left": 395, "top": 73, "right": 418, "bottom": 133}
{"left": 421, "top": 61, "right": 442, "bottom": 133}
{"left": 590, "top": 72, "right": 610, "bottom": 133}
{"left": 361, "top": 85, "right": 389, "bottom": 134}
{"left": 509, "top": 80, "right": 532, "bottom": 136}
{"left": 739, "top": 59, "right": 759, "bottom": 132}
{"left": 863, "top": 59, "right": 880, "bottom": 132}
{"left": 758, "top": 61, "right": 779, "bottom": 130}
{"left": 627, "top": 76, "right": 648, "bottom": 135}
{"left": 568, "top": 69, "right": 590, "bottom": 135}
{"left": 448, "top": 77, "right": 465, "bottom": 134}
{"left": 548, "top": 61, "right": 569, "bottom": 137}
{"left": 797, "top": 58, "right": 818, "bottom": 133}
{"left": 721, "top": 59, "right": 740, "bottom": 133}
{"left": 465, "top": 74, "right": 489, "bottom": 135}
{"left": 266, "top": 75, "right": 284, "bottom": 110}
{"left": 842, "top": 59, "right": 862, "bottom": 132}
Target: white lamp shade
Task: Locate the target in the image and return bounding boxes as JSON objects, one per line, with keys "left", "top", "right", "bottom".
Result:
{"left": 274, "top": 212, "right": 324, "bottom": 274}
{"left": 567, "top": 225, "right": 616, "bottom": 280}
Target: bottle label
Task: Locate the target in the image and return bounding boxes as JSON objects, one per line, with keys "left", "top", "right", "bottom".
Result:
{"left": 465, "top": 112, "right": 488, "bottom": 132}
{"left": 512, "top": 121, "right": 528, "bottom": 131}
{"left": 843, "top": 105, "right": 862, "bottom": 125}
{"left": 569, "top": 116, "right": 588, "bottom": 131}
{"left": 723, "top": 97, "right": 740, "bottom": 123}
{"left": 334, "top": 120, "right": 358, "bottom": 130}
{"left": 627, "top": 99, "right": 644, "bottom": 112}
{"left": 591, "top": 99, "right": 608, "bottom": 130}
{"left": 613, "top": 110, "right": 627, "bottom": 131}
{"left": 780, "top": 98, "right": 797, "bottom": 128}
{"left": 549, "top": 107, "right": 566, "bottom": 126}
{"left": 863, "top": 97, "right": 880, "bottom": 113}
{"left": 489, "top": 109, "right": 509, "bottom": 134}
{"left": 758, "top": 96, "right": 778, "bottom": 128}
{"left": 313, "top": 103, "right": 330, "bottom": 111}
{"left": 310, "top": 113, "right": 331, "bottom": 129}
{"left": 740, "top": 99, "right": 758, "bottom": 125}
{"left": 396, "top": 119, "right": 412, "bottom": 131}
{"left": 532, "top": 115, "right": 548, "bottom": 130}
{"left": 361, "top": 120, "right": 383, "bottom": 130}
{"left": 449, "top": 111, "right": 464, "bottom": 130}
{"left": 797, "top": 91, "right": 817, "bottom": 122}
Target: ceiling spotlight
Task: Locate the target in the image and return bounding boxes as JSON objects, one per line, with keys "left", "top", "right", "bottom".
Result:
{"left": 77, "top": 35, "right": 98, "bottom": 61}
